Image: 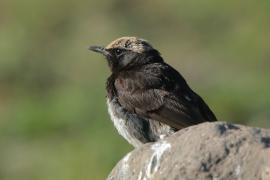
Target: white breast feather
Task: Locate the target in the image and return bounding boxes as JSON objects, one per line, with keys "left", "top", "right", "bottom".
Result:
{"left": 106, "top": 99, "right": 142, "bottom": 147}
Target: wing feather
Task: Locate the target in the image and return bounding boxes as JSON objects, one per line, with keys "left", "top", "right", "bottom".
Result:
{"left": 115, "top": 62, "right": 217, "bottom": 130}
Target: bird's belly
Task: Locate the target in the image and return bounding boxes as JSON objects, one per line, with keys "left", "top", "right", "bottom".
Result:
{"left": 107, "top": 98, "right": 145, "bottom": 147}
{"left": 106, "top": 98, "right": 176, "bottom": 147}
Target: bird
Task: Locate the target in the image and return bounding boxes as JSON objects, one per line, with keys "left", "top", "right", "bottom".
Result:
{"left": 89, "top": 37, "right": 217, "bottom": 147}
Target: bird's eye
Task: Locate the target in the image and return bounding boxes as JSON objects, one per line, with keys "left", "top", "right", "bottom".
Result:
{"left": 115, "top": 48, "right": 123, "bottom": 55}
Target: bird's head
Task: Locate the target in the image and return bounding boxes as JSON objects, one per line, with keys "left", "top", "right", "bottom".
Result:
{"left": 89, "top": 37, "right": 162, "bottom": 72}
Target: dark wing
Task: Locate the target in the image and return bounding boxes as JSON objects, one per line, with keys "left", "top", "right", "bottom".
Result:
{"left": 115, "top": 63, "right": 217, "bottom": 130}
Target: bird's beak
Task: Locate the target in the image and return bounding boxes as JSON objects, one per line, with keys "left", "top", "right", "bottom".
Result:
{"left": 89, "top": 45, "right": 110, "bottom": 56}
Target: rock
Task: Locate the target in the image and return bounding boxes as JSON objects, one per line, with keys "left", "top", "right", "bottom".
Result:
{"left": 107, "top": 122, "right": 270, "bottom": 180}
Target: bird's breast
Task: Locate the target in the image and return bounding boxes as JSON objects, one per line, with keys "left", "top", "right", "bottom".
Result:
{"left": 115, "top": 78, "right": 125, "bottom": 90}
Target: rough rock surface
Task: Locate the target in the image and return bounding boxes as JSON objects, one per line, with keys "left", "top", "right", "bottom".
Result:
{"left": 107, "top": 122, "right": 270, "bottom": 180}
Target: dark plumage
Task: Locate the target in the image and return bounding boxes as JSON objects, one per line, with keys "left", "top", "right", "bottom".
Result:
{"left": 89, "top": 37, "right": 217, "bottom": 147}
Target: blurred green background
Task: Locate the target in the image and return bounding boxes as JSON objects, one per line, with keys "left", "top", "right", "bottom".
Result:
{"left": 0, "top": 0, "right": 270, "bottom": 179}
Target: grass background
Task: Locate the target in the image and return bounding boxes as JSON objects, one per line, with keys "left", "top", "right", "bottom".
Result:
{"left": 0, "top": 0, "right": 270, "bottom": 179}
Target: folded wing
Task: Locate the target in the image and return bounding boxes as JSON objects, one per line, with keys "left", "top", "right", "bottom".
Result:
{"left": 115, "top": 63, "right": 217, "bottom": 130}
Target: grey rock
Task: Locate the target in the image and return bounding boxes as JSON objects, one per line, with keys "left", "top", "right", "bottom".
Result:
{"left": 107, "top": 122, "right": 270, "bottom": 180}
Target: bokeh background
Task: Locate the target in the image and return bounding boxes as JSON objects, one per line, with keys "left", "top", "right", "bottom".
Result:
{"left": 0, "top": 0, "right": 270, "bottom": 179}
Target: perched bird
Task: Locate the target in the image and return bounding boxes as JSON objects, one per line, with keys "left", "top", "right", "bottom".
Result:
{"left": 89, "top": 37, "right": 217, "bottom": 147}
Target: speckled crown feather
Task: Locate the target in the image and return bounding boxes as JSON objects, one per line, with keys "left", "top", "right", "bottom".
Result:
{"left": 105, "top": 37, "right": 154, "bottom": 53}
